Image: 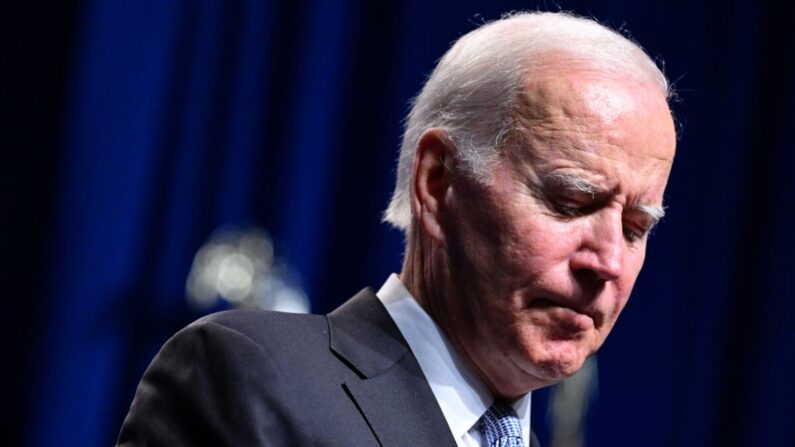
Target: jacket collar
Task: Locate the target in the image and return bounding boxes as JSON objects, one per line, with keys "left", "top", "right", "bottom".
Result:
{"left": 327, "top": 288, "right": 456, "bottom": 447}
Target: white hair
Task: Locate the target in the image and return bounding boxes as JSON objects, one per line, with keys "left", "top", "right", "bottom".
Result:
{"left": 383, "top": 11, "right": 671, "bottom": 232}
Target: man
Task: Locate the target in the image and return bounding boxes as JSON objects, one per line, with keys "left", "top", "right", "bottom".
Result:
{"left": 118, "top": 11, "right": 676, "bottom": 447}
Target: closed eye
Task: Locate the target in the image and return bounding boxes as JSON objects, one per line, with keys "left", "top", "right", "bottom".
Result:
{"left": 623, "top": 206, "right": 663, "bottom": 243}
{"left": 622, "top": 224, "right": 647, "bottom": 243}
{"left": 551, "top": 191, "right": 606, "bottom": 218}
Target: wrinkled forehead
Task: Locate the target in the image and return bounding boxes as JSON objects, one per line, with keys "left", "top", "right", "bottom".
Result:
{"left": 510, "top": 64, "right": 676, "bottom": 169}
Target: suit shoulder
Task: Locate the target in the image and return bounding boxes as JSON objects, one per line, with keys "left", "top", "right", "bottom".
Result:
{"left": 182, "top": 308, "right": 327, "bottom": 352}
{"left": 118, "top": 309, "right": 326, "bottom": 446}
{"left": 192, "top": 307, "right": 324, "bottom": 325}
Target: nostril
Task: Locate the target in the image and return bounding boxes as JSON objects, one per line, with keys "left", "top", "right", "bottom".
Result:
{"left": 572, "top": 268, "right": 608, "bottom": 296}
{"left": 570, "top": 249, "right": 622, "bottom": 282}
{"left": 573, "top": 266, "right": 603, "bottom": 285}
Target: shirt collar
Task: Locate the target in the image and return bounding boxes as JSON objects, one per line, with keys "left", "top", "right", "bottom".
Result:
{"left": 376, "top": 273, "right": 532, "bottom": 444}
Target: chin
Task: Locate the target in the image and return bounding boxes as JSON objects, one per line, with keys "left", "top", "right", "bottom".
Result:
{"left": 528, "top": 340, "right": 591, "bottom": 382}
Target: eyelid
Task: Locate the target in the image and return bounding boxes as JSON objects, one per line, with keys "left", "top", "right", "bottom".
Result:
{"left": 551, "top": 195, "right": 604, "bottom": 219}
{"left": 622, "top": 212, "right": 661, "bottom": 243}
{"left": 556, "top": 203, "right": 584, "bottom": 217}
{"left": 623, "top": 226, "right": 644, "bottom": 243}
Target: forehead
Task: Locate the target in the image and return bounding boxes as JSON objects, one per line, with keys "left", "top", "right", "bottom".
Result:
{"left": 510, "top": 67, "right": 676, "bottom": 191}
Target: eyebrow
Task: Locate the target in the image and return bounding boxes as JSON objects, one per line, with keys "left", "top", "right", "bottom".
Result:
{"left": 544, "top": 172, "right": 602, "bottom": 196}
{"left": 543, "top": 172, "right": 667, "bottom": 225}
{"left": 635, "top": 203, "right": 666, "bottom": 227}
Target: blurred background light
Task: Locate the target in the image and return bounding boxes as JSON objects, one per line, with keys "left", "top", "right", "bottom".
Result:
{"left": 186, "top": 227, "right": 309, "bottom": 313}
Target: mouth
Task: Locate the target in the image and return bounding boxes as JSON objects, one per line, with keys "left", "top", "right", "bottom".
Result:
{"left": 529, "top": 297, "right": 599, "bottom": 328}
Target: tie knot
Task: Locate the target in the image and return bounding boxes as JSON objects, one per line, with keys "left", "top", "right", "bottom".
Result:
{"left": 479, "top": 400, "right": 523, "bottom": 447}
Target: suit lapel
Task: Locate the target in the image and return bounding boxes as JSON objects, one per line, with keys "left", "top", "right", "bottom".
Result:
{"left": 328, "top": 288, "right": 456, "bottom": 447}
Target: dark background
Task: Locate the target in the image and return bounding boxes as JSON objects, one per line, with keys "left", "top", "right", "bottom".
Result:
{"left": 3, "top": 1, "right": 794, "bottom": 446}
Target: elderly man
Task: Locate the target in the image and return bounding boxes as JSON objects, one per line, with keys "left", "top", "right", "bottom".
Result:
{"left": 118, "top": 11, "right": 676, "bottom": 447}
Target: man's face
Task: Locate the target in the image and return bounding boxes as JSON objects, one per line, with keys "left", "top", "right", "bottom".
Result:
{"left": 437, "top": 69, "right": 676, "bottom": 398}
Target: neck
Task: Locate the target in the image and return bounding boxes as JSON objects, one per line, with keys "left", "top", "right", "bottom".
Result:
{"left": 399, "top": 226, "right": 441, "bottom": 315}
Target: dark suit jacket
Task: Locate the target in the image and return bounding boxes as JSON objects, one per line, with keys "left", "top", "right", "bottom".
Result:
{"left": 117, "top": 288, "right": 540, "bottom": 446}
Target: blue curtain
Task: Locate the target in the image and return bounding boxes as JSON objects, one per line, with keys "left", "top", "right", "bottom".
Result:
{"left": 7, "top": 1, "right": 793, "bottom": 445}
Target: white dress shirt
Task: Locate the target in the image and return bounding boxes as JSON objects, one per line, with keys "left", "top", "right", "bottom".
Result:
{"left": 376, "top": 274, "right": 532, "bottom": 447}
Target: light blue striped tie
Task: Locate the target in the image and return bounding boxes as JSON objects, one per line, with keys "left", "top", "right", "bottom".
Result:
{"left": 479, "top": 400, "right": 524, "bottom": 447}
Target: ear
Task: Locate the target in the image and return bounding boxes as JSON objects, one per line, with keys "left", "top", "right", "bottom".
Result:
{"left": 411, "top": 128, "right": 455, "bottom": 244}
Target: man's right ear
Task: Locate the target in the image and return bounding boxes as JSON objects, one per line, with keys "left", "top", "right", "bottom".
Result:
{"left": 411, "top": 129, "right": 455, "bottom": 244}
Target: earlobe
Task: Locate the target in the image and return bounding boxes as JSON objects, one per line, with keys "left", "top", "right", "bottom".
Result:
{"left": 411, "top": 129, "right": 455, "bottom": 244}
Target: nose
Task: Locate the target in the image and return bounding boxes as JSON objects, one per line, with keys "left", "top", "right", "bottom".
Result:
{"left": 569, "top": 210, "right": 624, "bottom": 281}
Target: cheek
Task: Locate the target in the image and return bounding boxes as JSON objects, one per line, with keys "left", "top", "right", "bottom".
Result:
{"left": 501, "top": 214, "right": 584, "bottom": 276}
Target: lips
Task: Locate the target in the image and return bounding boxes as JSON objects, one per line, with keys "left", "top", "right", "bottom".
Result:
{"left": 530, "top": 297, "right": 600, "bottom": 327}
